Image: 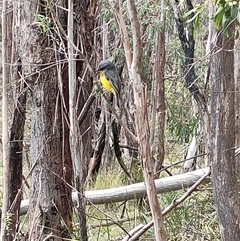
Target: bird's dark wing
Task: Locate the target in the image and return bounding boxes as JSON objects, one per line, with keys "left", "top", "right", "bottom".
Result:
{"left": 104, "top": 69, "right": 121, "bottom": 96}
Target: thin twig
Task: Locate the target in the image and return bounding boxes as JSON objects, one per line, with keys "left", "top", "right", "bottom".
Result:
{"left": 77, "top": 92, "right": 96, "bottom": 126}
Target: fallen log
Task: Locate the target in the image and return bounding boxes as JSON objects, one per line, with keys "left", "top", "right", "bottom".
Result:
{"left": 20, "top": 167, "right": 210, "bottom": 215}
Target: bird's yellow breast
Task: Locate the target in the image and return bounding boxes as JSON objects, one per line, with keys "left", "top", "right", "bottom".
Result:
{"left": 99, "top": 72, "right": 115, "bottom": 94}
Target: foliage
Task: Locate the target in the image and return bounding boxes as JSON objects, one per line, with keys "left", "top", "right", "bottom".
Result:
{"left": 33, "top": 14, "right": 51, "bottom": 34}
{"left": 183, "top": 2, "right": 208, "bottom": 38}
{"left": 166, "top": 81, "right": 200, "bottom": 143}
{"left": 160, "top": 188, "right": 220, "bottom": 241}
{"left": 214, "top": 0, "right": 238, "bottom": 31}
{"left": 4, "top": 212, "right": 13, "bottom": 234}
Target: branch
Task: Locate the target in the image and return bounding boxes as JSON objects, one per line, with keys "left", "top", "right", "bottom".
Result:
{"left": 114, "top": 0, "right": 132, "bottom": 67}
{"left": 122, "top": 225, "right": 144, "bottom": 241}
{"left": 77, "top": 92, "right": 96, "bottom": 126}
{"left": 127, "top": 0, "right": 142, "bottom": 67}
{"left": 112, "top": 120, "right": 133, "bottom": 181}
{"left": 19, "top": 168, "right": 210, "bottom": 215}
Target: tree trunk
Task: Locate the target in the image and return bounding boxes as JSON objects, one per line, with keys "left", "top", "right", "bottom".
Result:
{"left": 27, "top": 24, "right": 72, "bottom": 239}
{"left": 0, "top": 0, "right": 26, "bottom": 238}
{"left": 123, "top": 0, "right": 168, "bottom": 239}
{"left": 210, "top": 20, "right": 240, "bottom": 240}
{"left": 8, "top": 81, "right": 27, "bottom": 236}
{"left": 152, "top": 15, "right": 166, "bottom": 178}
{"left": 73, "top": 1, "right": 97, "bottom": 239}
{"left": 171, "top": 0, "right": 210, "bottom": 159}
{"left": 14, "top": 1, "right": 73, "bottom": 238}
{"left": 1, "top": 0, "right": 12, "bottom": 239}
{"left": 19, "top": 167, "right": 210, "bottom": 215}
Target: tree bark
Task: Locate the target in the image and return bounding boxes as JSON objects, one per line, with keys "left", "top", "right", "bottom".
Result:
{"left": 1, "top": 0, "right": 11, "bottom": 239}
{"left": 210, "top": 20, "right": 240, "bottom": 240}
{"left": 152, "top": 9, "right": 166, "bottom": 177}
{"left": 0, "top": 0, "right": 27, "bottom": 238}
{"left": 14, "top": 1, "right": 73, "bottom": 238}
{"left": 234, "top": 25, "right": 240, "bottom": 175}
{"left": 121, "top": 0, "right": 168, "bottom": 239}
{"left": 27, "top": 24, "right": 72, "bottom": 240}
{"left": 8, "top": 81, "right": 27, "bottom": 235}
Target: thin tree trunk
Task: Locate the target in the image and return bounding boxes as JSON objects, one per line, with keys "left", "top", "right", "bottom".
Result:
{"left": 1, "top": 0, "right": 11, "bottom": 239}
{"left": 68, "top": 1, "right": 88, "bottom": 240}
{"left": 115, "top": 0, "right": 167, "bottom": 239}
{"left": 153, "top": 1, "right": 166, "bottom": 177}
{"left": 234, "top": 6, "right": 240, "bottom": 175}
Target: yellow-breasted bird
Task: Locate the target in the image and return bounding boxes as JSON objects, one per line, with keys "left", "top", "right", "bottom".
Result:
{"left": 97, "top": 60, "right": 121, "bottom": 99}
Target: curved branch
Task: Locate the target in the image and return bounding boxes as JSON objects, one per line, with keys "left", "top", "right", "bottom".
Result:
{"left": 19, "top": 167, "right": 210, "bottom": 214}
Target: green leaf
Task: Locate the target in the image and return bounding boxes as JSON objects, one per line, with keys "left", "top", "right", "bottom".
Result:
{"left": 194, "top": 14, "right": 200, "bottom": 29}
{"left": 214, "top": 6, "right": 225, "bottom": 30}
{"left": 183, "top": 8, "right": 197, "bottom": 19}
{"left": 221, "top": 12, "right": 227, "bottom": 30}
{"left": 186, "top": 12, "right": 199, "bottom": 23}
{"left": 235, "top": 29, "right": 239, "bottom": 40}
{"left": 193, "top": 14, "right": 200, "bottom": 39}
{"left": 230, "top": 6, "right": 238, "bottom": 18}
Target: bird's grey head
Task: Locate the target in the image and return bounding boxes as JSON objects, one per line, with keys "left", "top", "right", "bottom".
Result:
{"left": 97, "top": 60, "right": 116, "bottom": 71}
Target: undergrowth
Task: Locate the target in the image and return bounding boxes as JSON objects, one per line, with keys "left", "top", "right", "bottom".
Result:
{"left": 83, "top": 165, "right": 220, "bottom": 241}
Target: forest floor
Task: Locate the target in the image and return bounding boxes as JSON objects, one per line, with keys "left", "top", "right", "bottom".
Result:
{"left": 82, "top": 142, "right": 220, "bottom": 241}
{"left": 0, "top": 136, "right": 220, "bottom": 240}
{"left": 85, "top": 173, "right": 219, "bottom": 240}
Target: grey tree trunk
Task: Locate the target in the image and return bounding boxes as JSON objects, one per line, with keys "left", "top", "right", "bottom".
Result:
{"left": 14, "top": 1, "right": 73, "bottom": 239}
{"left": 153, "top": 22, "right": 166, "bottom": 178}
{"left": 117, "top": 0, "right": 168, "bottom": 239}
{"left": 27, "top": 25, "right": 72, "bottom": 239}
{"left": 210, "top": 20, "right": 240, "bottom": 240}
{"left": 1, "top": 0, "right": 27, "bottom": 239}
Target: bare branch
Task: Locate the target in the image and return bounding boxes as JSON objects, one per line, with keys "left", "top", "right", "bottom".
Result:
{"left": 77, "top": 92, "right": 96, "bottom": 126}
{"left": 127, "top": 0, "right": 142, "bottom": 67}
{"left": 114, "top": 0, "right": 132, "bottom": 67}
{"left": 19, "top": 167, "right": 210, "bottom": 215}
